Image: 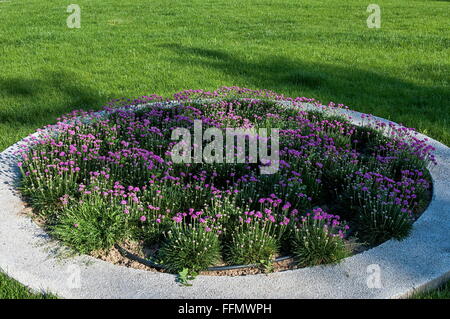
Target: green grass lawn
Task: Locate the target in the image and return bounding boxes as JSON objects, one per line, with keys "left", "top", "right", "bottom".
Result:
{"left": 0, "top": 0, "right": 448, "bottom": 299}
{"left": 0, "top": 271, "right": 56, "bottom": 299}
{"left": 0, "top": 0, "right": 449, "bottom": 151}
{"left": 411, "top": 280, "right": 450, "bottom": 299}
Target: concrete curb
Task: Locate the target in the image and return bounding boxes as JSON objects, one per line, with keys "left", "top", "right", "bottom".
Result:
{"left": 0, "top": 104, "right": 449, "bottom": 299}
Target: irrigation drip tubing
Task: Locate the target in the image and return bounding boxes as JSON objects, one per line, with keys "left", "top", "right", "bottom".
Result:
{"left": 115, "top": 244, "right": 293, "bottom": 272}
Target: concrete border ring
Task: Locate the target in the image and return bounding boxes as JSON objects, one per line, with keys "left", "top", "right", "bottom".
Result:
{"left": 0, "top": 102, "right": 449, "bottom": 298}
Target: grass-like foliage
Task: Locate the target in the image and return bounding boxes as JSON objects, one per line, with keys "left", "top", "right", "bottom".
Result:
{"left": 357, "top": 208, "right": 412, "bottom": 246}
{"left": 0, "top": 271, "right": 57, "bottom": 299}
{"left": 411, "top": 280, "right": 450, "bottom": 299}
{"left": 293, "top": 208, "right": 350, "bottom": 267}
{"left": 158, "top": 222, "right": 221, "bottom": 273}
{"left": 50, "top": 188, "right": 129, "bottom": 253}
{"left": 17, "top": 88, "right": 435, "bottom": 273}
{"left": 225, "top": 222, "right": 279, "bottom": 266}
{"left": 341, "top": 170, "right": 430, "bottom": 245}
{"left": 52, "top": 197, "right": 129, "bottom": 254}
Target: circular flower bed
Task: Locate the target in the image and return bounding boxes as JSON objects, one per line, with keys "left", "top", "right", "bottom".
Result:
{"left": 17, "top": 87, "right": 436, "bottom": 275}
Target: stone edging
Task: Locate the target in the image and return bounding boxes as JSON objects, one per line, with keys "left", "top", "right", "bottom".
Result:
{"left": 0, "top": 103, "right": 449, "bottom": 298}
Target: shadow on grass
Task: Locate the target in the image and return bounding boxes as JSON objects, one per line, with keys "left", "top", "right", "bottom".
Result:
{"left": 0, "top": 46, "right": 449, "bottom": 144}
{"left": 161, "top": 43, "right": 449, "bottom": 118}
{"left": 0, "top": 78, "right": 39, "bottom": 97}
{"left": 0, "top": 71, "right": 106, "bottom": 128}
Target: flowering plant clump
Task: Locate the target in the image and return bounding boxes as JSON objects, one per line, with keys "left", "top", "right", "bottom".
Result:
{"left": 341, "top": 169, "right": 431, "bottom": 245}
{"left": 293, "top": 208, "right": 350, "bottom": 266}
{"left": 17, "top": 87, "right": 435, "bottom": 273}
{"left": 224, "top": 195, "right": 292, "bottom": 265}
{"left": 158, "top": 221, "right": 222, "bottom": 273}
